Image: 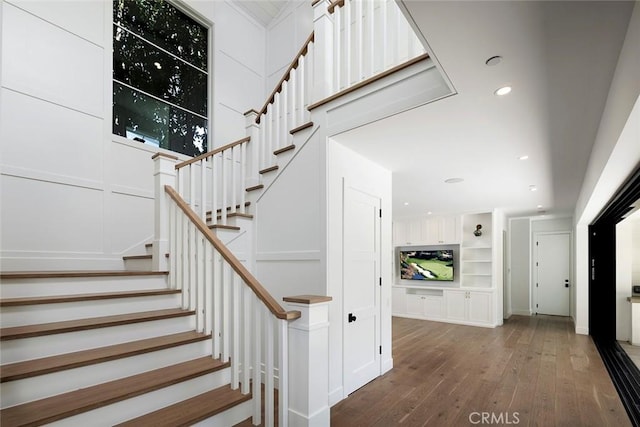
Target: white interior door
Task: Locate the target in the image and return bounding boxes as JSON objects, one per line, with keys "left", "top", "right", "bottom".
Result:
{"left": 343, "top": 182, "right": 381, "bottom": 395}
{"left": 535, "top": 232, "right": 571, "bottom": 316}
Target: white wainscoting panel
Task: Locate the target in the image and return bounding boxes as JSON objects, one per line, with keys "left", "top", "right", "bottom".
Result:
{"left": 0, "top": 175, "right": 104, "bottom": 253}
{"left": 6, "top": 0, "right": 105, "bottom": 46}
{"left": 1, "top": 2, "right": 104, "bottom": 117}
{"left": 109, "top": 141, "right": 155, "bottom": 194}
{"left": 0, "top": 89, "right": 103, "bottom": 183}
{"left": 109, "top": 192, "right": 154, "bottom": 254}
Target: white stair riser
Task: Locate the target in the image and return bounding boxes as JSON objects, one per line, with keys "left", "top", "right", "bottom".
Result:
{"left": 1, "top": 294, "right": 182, "bottom": 327}
{"left": 0, "top": 276, "right": 169, "bottom": 298}
{"left": 46, "top": 369, "right": 235, "bottom": 427}
{"left": 191, "top": 399, "right": 253, "bottom": 427}
{"left": 123, "top": 257, "right": 153, "bottom": 271}
{"left": 1, "top": 340, "right": 213, "bottom": 409}
{"left": 1, "top": 316, "right": 196, "bottom": 363}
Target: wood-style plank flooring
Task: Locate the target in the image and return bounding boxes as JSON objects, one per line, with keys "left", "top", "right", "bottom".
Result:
{"left": 330, "top": 315, "right": 631, "bottom": 426}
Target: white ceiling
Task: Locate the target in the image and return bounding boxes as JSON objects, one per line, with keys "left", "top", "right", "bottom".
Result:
{"left": 331, "top": 1, "right": 635, "bottom": 219}
{"left": 233, "top": 0, "right": 289, "bottom": 26}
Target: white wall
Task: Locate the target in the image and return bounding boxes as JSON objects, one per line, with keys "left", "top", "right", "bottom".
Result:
{"left": 265, "top": 1, "right": 313, "bottom": 93}
{"left": 633, "top": 220, "right": 640, "bottom": 285}
{"left": 509, "top": 218, "right": 531, "bottom": 316}
{"left": 0, "top": 0, "right": 267, "bottom": 270}
{"left": 573, "top": 2, "right": 640, "bottom": 334}
{"left": 327, "top": 138, "right": 392, "bottom": 405}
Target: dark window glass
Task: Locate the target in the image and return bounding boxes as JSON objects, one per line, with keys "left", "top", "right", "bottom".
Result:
{"left": 113, "top": 0, "right": 207, "bottom": 71}
{"left": 114, "top": 83, "right": 207, "bottom": 157}
{"left": 112, "top": 0, "right": 208, "bottom": 156}
{"left": 113, "top": 25, "right": 207, "bottom": 116}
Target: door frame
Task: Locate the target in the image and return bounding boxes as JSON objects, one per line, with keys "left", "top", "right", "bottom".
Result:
{"left": 532, "top": 231, "right": 573, "bottom": 315}
{"left": 341, "top": 179, "right": 383, "bottom": 396}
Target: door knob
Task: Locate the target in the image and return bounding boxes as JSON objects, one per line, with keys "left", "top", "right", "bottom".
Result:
{"left": 348, "top": 313, "right": 357, "bottom": 323}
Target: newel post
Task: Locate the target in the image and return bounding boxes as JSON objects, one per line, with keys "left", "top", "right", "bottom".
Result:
{"left": 244, "top": 109, "right": 260, "bottom": 187}
{"left": 283, "top": 295, "right": 332, "bottom": 427}
{"left": 152, "top": 152, "right": 177, "bottom": 271}
{"left": 312, "top": 0, "right": 334, "bottom": 102}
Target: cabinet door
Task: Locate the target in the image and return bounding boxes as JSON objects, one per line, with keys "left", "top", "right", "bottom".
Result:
{"left": 445, "top": 290, "right": 467, "bottom": 321}
{"left": 405, "top": 294, "right": 425, "bottom": 316}
{"left": 423, "top": 218, "right": 441, "bottom": 244}
{"left": 441, "top": 216, "right": 460, "bottom": 244}
{"left": 407, "top": 219, "right": 423, "bottom": 245}
{"left": 424, "top": 296, "right": 444, "bottom": 319}
{"left": 468, "top": 291, "right": 492, "bottom": 324}
{"left": 393, "top": 221, "right": 407, "bottom": 246}
{"left": 392, "top": 287, "right": 406, "bottom": 314}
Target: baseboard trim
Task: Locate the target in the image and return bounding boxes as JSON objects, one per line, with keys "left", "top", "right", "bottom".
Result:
{"left": 511, "top": 309, "right": 532, "bottom": 316}
{"left": 328, "top": 387, "right": 344, "bottom": 407}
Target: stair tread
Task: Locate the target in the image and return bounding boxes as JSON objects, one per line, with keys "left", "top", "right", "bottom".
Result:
{"left": 115, "top": 385, "right": 251, "bottom": 427}
{"left": 0, "top": 331, "right": 210, "bottom": 383}
{"left": 0, "top": 288, "right": 181, "bottom": 307}
{"left": 123, "top": 254, "right": 169, "bottom": 260}
{"left": 209, "top": 224, "right": 241, "bottom": 231}
{"left": 207, "top": 212, "right": 254, "bottom": 220}
{"left": 259, "top": 165, "right": 279, "bottom": 174}
{"left": 0, "top": 271, "right": 168, "bottom": 279}
{"left": 289, "top": 121, "right": 313, "bottom": 134}
{"left": 246, "top": 184, "right": 264, "bottom": 192}
{"left": 0, "top": 356, "right": 229, "bottom": 427}
{"left": 0, "top": 308, "right": 195, "bottom": 341}
{"left": 274, "top": 144, "right": 295, "bottom": 155}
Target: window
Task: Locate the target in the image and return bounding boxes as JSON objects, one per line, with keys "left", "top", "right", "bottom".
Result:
{"left": 113, "top": 0, "right": 208, "bottom": 156}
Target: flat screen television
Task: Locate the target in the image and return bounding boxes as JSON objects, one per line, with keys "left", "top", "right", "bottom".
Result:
{"left": 400, "top": 250, "right": 454, "bottom": 281}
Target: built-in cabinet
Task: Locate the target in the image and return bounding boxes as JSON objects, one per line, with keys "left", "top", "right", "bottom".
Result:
{"left": 392, "top": 212, "right": 498, "bottom": 328}
{"left": 393, "top": 215, "right": 461, "bottom": 246}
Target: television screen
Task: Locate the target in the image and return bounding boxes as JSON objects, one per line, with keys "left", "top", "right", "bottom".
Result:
{"left": 400, "top": 250, "right": 454, "bottom": 281}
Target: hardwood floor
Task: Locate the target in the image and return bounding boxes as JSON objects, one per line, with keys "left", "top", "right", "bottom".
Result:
{"left": 330, "top": 315, "right": 631, "bottom": 426}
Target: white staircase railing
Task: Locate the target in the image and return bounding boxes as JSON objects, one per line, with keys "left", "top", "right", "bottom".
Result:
{"left": 164, "top": 183, "right": 300, "bottom": 427}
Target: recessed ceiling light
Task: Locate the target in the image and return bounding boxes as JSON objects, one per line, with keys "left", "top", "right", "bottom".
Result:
{"left": 537, "top": 205, "right": 543, "bottom": 209}
{"left": 444, "top": 178, "right": 464, "bottom": 184}
{"left": 154, "top": 62, "right": 162, "bottom": 69}
{"left": 404, "top": 202, "right": 409, "bottom": 206}
{"left": 529, "top": 185, "right": 537, "bottom": 192}
{"left": 427, "top": 211, "right": 432, "bottom": 215}
{"left": 519, "top": 155, "right": 529, "bottom": 160}
{"left": 495, "top": 86, "right": 512, "bottom": 96}
{"left": 485, "top": 55, "right": 502, "bottom": 66}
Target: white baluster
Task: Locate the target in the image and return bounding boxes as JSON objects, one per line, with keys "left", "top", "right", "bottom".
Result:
{"left": 298, "top": 56, "right": 306, "bottom": 125}
{"left": 305, "top": 44, "right": 314, "bottom": 122}
{"left": 240, "top": 142, "right": 247, "bottom": 215}
{"left": 210, "top": 153, "right": 217, "bottom": 227}
{"left": 199, "top": 159, "right": 206, "bottom": 220}
{"left": 281, "top": 80, "right": 288, "bottom": 148}
{"left": 266, "top": 103, "right": 273, "bottom": 169}
{"left": 169, "top": 201, "right": 177, "bottom": 289}
{"left": 334, "top": 6, "right": 342, "bottom": 91}
{"left": 345, "top": 1, "right": 352, "bottom": 85}
{"left": 252, "top": 296, "right": 262, "bottom": 425}
{"left": 231, "top": 272, "right": 240, "bottom": 389}
{"left": 231, "top": 146, "right": 238, "bottom": 215}
{"left": 213, "top": 250, "right": 222, "bottom": 358}
{"left": 220, "top": 152, "right": 227, "bottom": 225}
{"left": 242, "top": 286, "right": 251, "bottom": 394}
{"left": 367, "top": 0, "right": 375, "bottom": 78}
{"left": 222, "top": 262, "right": 230, "bottom": 363}
{"left": 381, "top": 0, "right": 388, "bottom": 71}
{"left": 356, "top": 0, "right": 363, "bottom": 81}
{"left": 273, "top": 92, "right": 280, "bottom": 155}
{"left": 244, "top": 110, "right": 260, "bottom": 188}
{"left": 181, "top": 210, "right": 189, "bottom": 310}
{"left": 204, "top": 243, "right": 212, "bottom": 337}
{"left": 278, "top": 319, "right": 289, "bottom": 427}
{"left": 265, "top": 312, "right": 274, "bottom": 427}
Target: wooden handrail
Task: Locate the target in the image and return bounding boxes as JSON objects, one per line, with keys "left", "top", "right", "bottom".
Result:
{"left": 164, "top": 185, "right": 301, "bottom": 321}
{"left": 327, "top": 0, "right": 345, "bottom": 14}
{"left": 256, "top": 32, "right": 315, "bottom": 124}
{"left": 308, "top": 53, "right": 430, "bottom": 111}
{"left": 175, "top": 137, "right": 251, "bottom": 170}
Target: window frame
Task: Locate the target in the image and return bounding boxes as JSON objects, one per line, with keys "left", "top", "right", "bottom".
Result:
{"left": 109, "top": 0, "right": 214, "bottom": 158}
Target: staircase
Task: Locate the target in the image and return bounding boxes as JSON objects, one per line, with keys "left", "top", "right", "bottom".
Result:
{"left": 0, "top": 0, "right": 434, "bottom": 425}
{"left": 0, "top": 271, "right": 252, "bottom": 426}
